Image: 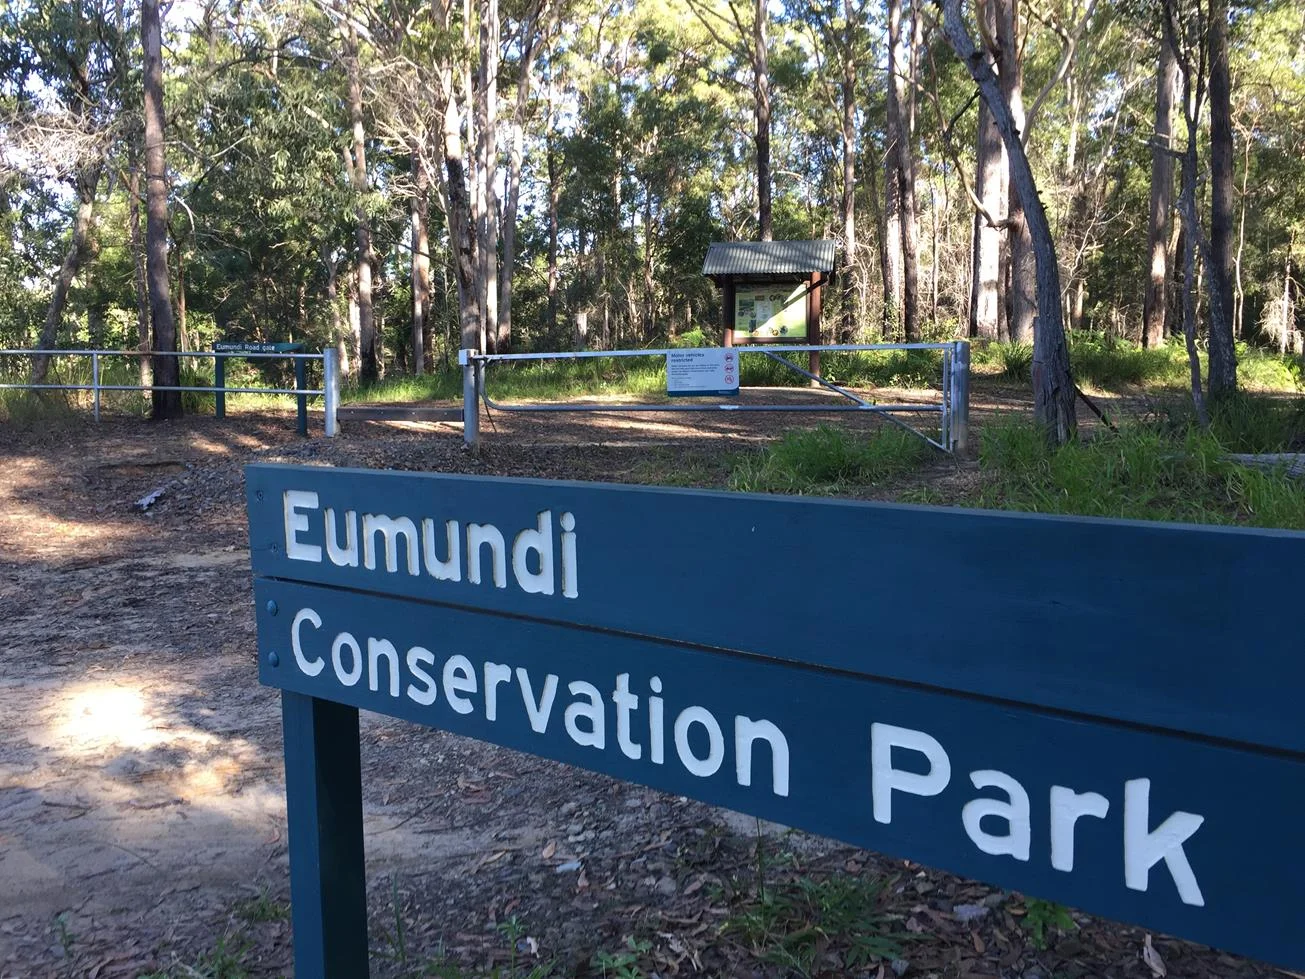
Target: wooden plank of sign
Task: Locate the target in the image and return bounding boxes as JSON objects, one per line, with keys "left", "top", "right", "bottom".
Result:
{"left": 245, "top": 464, "right": 1305, "bottom": 755}
{"left": 253, "top": 579, "right": 1305, "bottom": 969}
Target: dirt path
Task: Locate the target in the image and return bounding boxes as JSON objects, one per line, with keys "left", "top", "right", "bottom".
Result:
{"left": 0, "top": 400, "right": 1275, "bottom": 978}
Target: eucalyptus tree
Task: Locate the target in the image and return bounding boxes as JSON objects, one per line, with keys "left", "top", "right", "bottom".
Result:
{"left": 142, "top": 0, "right": 181, "bottom": 417}
{"left": 0, "top": 0, "right": 126, "bottom": 382}
{"left": 682, "top": 0, "right": 776, "bottom": 241}
{"left": 787, "top": 0, "right": 873, "bottom": 339}
{"left": 1144, "top": 33, "right": 1178, "bottom": 348}
{"left": 941, "top": 0, "right": 1076, "bottom": 443}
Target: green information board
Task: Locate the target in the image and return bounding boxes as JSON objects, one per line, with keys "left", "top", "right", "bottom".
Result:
{"left": 734, "top": 284, "right": 807, "bottom": 341}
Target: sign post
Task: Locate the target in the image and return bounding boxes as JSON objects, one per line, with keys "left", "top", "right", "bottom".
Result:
{"left": 213, "top": 341, "right": 306, "bottom": 434}
{"left": 248, "top": 466, "right": 1305, "bottom": 976}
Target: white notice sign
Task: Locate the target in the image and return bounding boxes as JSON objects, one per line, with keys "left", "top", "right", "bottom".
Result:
{"left": 666, "top": 348, "right": 740, "bottom": 398}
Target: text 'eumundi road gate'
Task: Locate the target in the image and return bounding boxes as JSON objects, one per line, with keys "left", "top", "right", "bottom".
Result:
{"left": 246, "top": 463, "right": 1305, "bottom": 972}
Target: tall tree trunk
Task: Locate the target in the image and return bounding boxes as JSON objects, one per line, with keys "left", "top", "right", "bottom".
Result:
{"left": 441, "top": 97, "right": 482, "bottom": 354}
{"left": 30, "top": 168, "right": 101, "bottom": 384}
{"left": 410, "top": 146, "right": 429, "bottom": 375}
{"left": 323, "top": 245, "right": 350, "bottom": 380}
{"left": 753, "top": 0, "right": 772, "bottom": 241}
{"left": 995, "top": 0, "right": 1034, "bottom": 346}
{"left": 969, "top": 0, "right": 1005, "bottom": 343}
{"left": 942, "top": 0, "right": 1075, "bottom": 443}
{"left": 500, "top": 6, "right": 553, "bottom": 353}
{"left": 839, "top": 42, "right": 858, "bottom": 343}
{"left": 344, "top": 13, "right": 377, "bottom": 383}
{"left": 882, "top": 153, "right": 902, "bottom": 338}
{"left": 1143, "top": 42, "right": 1177, "bottom": 348}
{"left": 1206, "top": 0, "right": 1237, "bottom": 395}
{"left": 888, "top": 0, "right": 920, "bottom": 342}
{"left": 643, "top": 186, "right": 656, "bottom": 339}
{"left": 143, "top": 0, "right": 181, "bottom": 419}
{"left": 474, "top": 0, "right": 500, "bottom": 351}
{"left": 125, "top": 157, "right": 152, "bottom": 386}
{"left": 545, "top": 66, "right": 560, "bottom": 339}
{"left": 177, "top": 244, "right": 188, "bottom": 351}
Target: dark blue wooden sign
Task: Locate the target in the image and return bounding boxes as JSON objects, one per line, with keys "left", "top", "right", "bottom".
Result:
{"left": 247, "top": 463, "right": 1305, "bottom": 977}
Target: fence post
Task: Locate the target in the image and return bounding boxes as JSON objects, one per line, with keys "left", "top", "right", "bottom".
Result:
{"left": 949, "top": 340, "right": 970, "bottom": 454}
{"left": 295, "top": 355, "right": 308, "bottom": 436}
{"left": 214, "top": 354, "right": 227, "bottom": 419}
{"left": 92, "top": 352, "right": 101, "bottom": 423}
{"left": 323, "top": 346, "right": 339, "bottom": 438}
{"left": 460, "top": 349, "right": 479, "bottom": 448}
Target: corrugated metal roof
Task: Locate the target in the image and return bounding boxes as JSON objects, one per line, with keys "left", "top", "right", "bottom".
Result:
{"left": 702, "top": 240, "right": 837, "bottom": 276}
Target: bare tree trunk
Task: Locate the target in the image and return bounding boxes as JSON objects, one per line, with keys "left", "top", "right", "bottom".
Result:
{"left": 969, "top": 0, "right": 1005, "bottom": 344}
{"left": 888, "top": 0, "right": 920, "bottom": 342}
{"left": 995, "top": 0, "right": 1034, "bottom": 346}
{"left": 643, "top": 186, "right": 656, "bottom": 339}
{"left": 1162, "top": 0, "right": 1209, "bottom": 426}
{"left": 1207, "top": 0, "right": 1237, "bottom": 395}
{"left": 942, "top": 0, "right": 1075, "bottom": 443}
{"left": 754, "top": 0, "right": 772, "bottom": 241}
{"left": 500, "top": 5, "right": 554, "bottom": 353}
{"left": 125, "top": 158, "right": 152, "bottom": 386}
{"left": 1143, "top": 42, "right": 1177, "bottom": 348}
{"left": 143, "top": 0, "right": 181, "bottom": 419}
{"left": 882, "top": 153, "right": 902, "bottom": 338}
{"left": 324, "top": 245, "right": 352, "bottom": 380}
{"left": 344, "top": 11, "right": 377, "bottom": 383}
{"left": 177, "top": 244, "right": 189, "bottom": 351}
{"left": 473, "top": 0, "right": 500, "bottom": 351}
{"left": 30, "top": 169, "right": 101, "bottom": 383}
{"left": 839, "top": 43, "right": 858, "bottom": 343}
{"left": 411, "top": 147, "right": 429, "bottom": 374}
{"left": 441, "top": 98, "right": 482, "bottom": 354}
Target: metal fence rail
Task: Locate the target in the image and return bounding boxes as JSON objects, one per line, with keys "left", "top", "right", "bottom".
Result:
{"left": 0, "top": 347, "right": 340, "bottom": 436}
{"left": 462, "top": 341, "right": 970, "bottom": 453}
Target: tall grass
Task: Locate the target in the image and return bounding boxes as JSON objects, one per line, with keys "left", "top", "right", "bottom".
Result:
{"left": 978, "top": 417, "right": 1305, "bottom": 529}
{"left": 730, "top": 424, "right": 935, "bottom": 495}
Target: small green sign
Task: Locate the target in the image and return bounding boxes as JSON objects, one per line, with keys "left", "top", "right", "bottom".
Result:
{"left": 214, "top": 341, "right": 304, "bottom": 353}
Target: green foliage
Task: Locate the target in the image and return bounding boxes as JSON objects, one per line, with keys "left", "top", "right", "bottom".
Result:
{"left": 730, "top": 425, "right": 934, "bottom": 495}
{"left": 723, "top": 872, "right": 904, "bottom": 977}
{"left": 978, "top": 417, "right": 1305, "bottom": 529}
{"left": 1067, "top": 334, "right": 1183, "bottom": 389}
{"left": 998, "top": 343, "right": 1033, "bottom": 383}
{"left": 1150, "top": 391, "right": 1305, "bottom": 453}
{"left": 1019, "top": 898, "right": 1076, "bottom": 951}
{"left": 590, "top": 936, "right": 651, "bottom": 979}
{"left": 233, "top": 887, "right": 288, "bottom": 925}
{"left": 668, "top": 327, "right": 711, "bottom": 348}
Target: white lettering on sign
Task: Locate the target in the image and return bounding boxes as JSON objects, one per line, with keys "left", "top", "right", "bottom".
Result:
{"left": 285, "top": 606, "right": 790, "bottom": 797}
{"left": 281, "top": 492, "right": 579, "bottom": 599}
{"left": 869, "top": 723, "right": 1206, "bottom": 906}
{"left": 870, "top": 722, "right": 952, "bottom": 823}
{"left": 1124, "top": 777, "right": 1206, "bottom": 906}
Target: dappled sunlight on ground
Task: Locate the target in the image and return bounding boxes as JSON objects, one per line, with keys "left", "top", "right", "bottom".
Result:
{"left": 33, "top": 674, "right": 277, "bottom": 809}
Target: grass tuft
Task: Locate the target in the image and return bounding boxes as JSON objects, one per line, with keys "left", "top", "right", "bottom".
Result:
{"left": 723, "top": 872, "right": 905, "bottom": 978}
{"left": 977, "top": 417, "right": 1305, "bottom": 528}
{"left": 730, "top": 425, "right": 935, "bottom": 496}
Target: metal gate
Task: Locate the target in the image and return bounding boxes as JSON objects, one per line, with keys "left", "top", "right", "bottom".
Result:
{"left": 460, "top": 341, "right": 969, "bottom": 452}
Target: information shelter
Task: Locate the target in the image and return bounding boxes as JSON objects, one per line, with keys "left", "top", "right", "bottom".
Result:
{"left": 702, "top": 239, "right": 836, "bottom": 374}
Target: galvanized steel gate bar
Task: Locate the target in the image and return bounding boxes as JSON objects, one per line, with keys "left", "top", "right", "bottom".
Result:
{"left": 460, "top": 341, "right": 970, "bottom": 453}
{"left": 0, "top": 347, "right": 340, "bottom": 435}
{"left": 248, "top": 465, "right": 1305, "bottom": 976}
